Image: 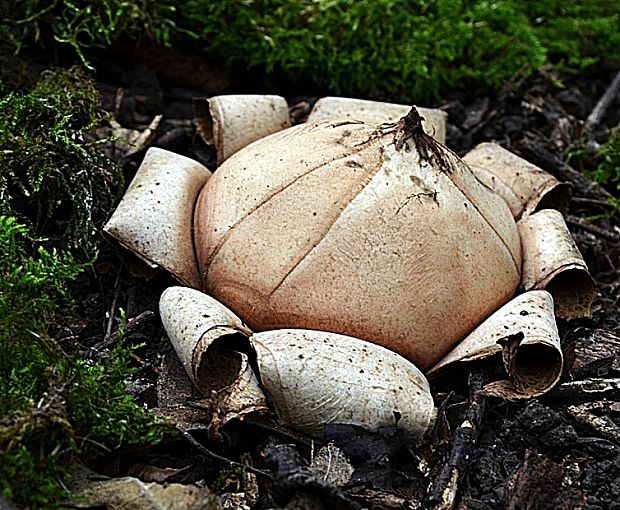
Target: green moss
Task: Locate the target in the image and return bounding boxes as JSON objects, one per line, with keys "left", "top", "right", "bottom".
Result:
{"left": 580, "top": 129, "right": 620, "bottom": 216}
{"left": 183, "top": 0, "right": 549, "bottom": 101}
{"left": 585, "top": 129, "right": 620, "bottom": 193}
{"left": 3, "top": 1, "right": 620, "bottom": 102}
{"left": 68, "top": 341, "right": 170, "bottom": 456}
{"left": 210, "top": 463, "right": 246, "bottom": 493}
{"left": 0, "top": 67, "right": 121, "bottom": 258}
{"left": 0, "top": 0, "right": 178, "bottom": 70}
{"left": 194, "top": 0, "right": 620, "bottom": 101}
{"left": 0, "top": 217, "right": 172, "bottom": 508}
{"left": 0, "top": 216, "right": 83, "bottom": 348}
{"left": 518, "top": 1, "right": 620, "bottom": 70}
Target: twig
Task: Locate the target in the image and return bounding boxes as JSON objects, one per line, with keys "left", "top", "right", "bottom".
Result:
{"left": 104, "top": 269, "right": 122, "bottom": 340}
{"left": 543, "top": 378, "right": 620, "bottom": 404}
{"left": 124, "top": 114, "right": 164, "bottom": 159}
{"left": 566, "top": 215, "right": 620, "bottom": 242}
{"left": 571, "top": 196, "right": 617, "bottom": 209}
{"left": 516, "top": 137, "right": 612, "bottom": 201}
{"left": 93, "top": 310, "right": 156, "bottom": 351}
{"left": 585, "top": 69, "right": 620, "bottom": 133}
{"left": 180, "top": 429, "right": 273, "bottom": 480}
{"left": 425, "top": 367, "right": 487, "bottom": 509}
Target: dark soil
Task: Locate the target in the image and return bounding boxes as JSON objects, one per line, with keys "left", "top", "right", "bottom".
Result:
{"left": 58, "top": 47, "right": 620, "bottom": 509}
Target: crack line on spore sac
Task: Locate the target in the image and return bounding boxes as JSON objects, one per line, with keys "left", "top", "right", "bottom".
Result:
{"left": 205, "top": 133, "right": 384, "bottom": 268}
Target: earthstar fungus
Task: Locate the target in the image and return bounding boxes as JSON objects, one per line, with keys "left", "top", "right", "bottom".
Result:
{"left": 105, "top": 98, "right": 595, "bottom": 438}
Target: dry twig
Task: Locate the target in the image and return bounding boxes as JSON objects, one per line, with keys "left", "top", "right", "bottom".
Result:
{"left": 94, "top": 310, "right": 156, "bottom": 351}
{"left": 544, "top": 378, "right": 620, "bottom": 404}
{"left": 585, "top": 69, "right": 620, "bottom": 133}
{"left": 566, "top": 215, "right": 620, "bottom": 242}
{"left": 425, "top": 367, "right": 487, "bottom": 509}
{"left": 180, "top": 429, "right": 273, "bottom": 480}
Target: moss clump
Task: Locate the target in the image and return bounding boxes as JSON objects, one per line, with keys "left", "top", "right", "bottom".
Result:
{"left": 0, "top": 217, "right": 78, "bottom": 508}
{"left": 0, "top": 67, "right": 121, "bottom": 258}
{"left": 585, "top": 129, "right": 620, "bottom": 195}
{"left": 3, "top": 1, "right": 620, "bottom": 102}
{"left": 0, "top": 216, "right": 171, "bottom": 508}
{"left": 0, "top": 64, "right": 168, "bottom": 507}
{"left": 175, "top": 0, "right": 620, "bottom": 101}
{"left": 0, "top": 216, "right": 83, "bottom": 347}
{"left": 68, "top": 333, "right": 170, "bottom": 457}
{"left": 187, "top": 0, "right": 547, "bottom": 101}
{"left": 521, "top": 1, "right": 620, "bottom": 70}
{"left": 575, "top": 129, "right": 620, "bottom": 215}
{"left": 0, "top": 0, "right": 178, "bottom": 70}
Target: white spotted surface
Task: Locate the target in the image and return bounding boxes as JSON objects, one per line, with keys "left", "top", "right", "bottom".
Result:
{"left": 104, "top": 148, "right": 211, "bottom": 288}
{"left": 251, "top": 328, "right": 435, "bottom": 440}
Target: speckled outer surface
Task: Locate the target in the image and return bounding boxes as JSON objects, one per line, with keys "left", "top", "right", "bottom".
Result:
{"left": 518, "top": 209, "right": 596, "bottom": 319}
{"left": 430, "top": 290, "right": 562, "bottom": 398}
{"left": 251, "top": 328, "right": 435, "bottom": 440}
{"left": 104, "top": 148, "right": 211, "bottom": 288}
{"left": 159, "top": 286, "right": 435, "bottom": 441}
{"left": 205, "top": 94, "right": 291, "bottom": 163}
{"left": 159, "top": 287, "right": 268, "bottom": 426}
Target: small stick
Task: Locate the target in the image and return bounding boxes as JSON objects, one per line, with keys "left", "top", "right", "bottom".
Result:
{"left": 104, "top": 269, "right": 122, "bottom": 340}
{"left": 180, "top": 429, "right": 273, "bottom": 480}
{"left": 566, "top": 215, "right": 620, "bottom": 242}
{"left": 516, "top": 138, "right": 612, "bottom": 201}
{"left": 93, "top": 310, "right": 156, "bottom": 351}
{"left": 571, "top": 197, "right": 618, "bottom": 209}
{"left": 425, "top": 367, "right": 487, "bottom": 509}
{"left": 585, "top": 69, "right": 620, "bottom": 133}
{"left": 543, "top": 377, "right": 620, "bottom": 404}
{"left": 124, "top": 114, "right": 163, "bottom": 158}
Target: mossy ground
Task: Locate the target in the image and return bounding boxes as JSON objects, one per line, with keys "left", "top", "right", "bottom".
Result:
{"left": 0, "top": 70, "right": 169, "bottom": 508}
{"left": 3, "top": 1, "right": 620, "bottom": 102}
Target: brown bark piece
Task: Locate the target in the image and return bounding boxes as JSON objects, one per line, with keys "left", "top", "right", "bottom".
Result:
{"left": 506, "top": 450, "right": 587, "bottom": 510}
{"left": 348, "top": 487, "right": 416, "bottom": 510}
{"left": 569, "top": 329, "right": 620, "bottom": 378}
{"left": 264, "top": 444, "right": 360, "bottom": 510}
{"left": 567, "top": 401, "right": 620, "bottom": 444}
